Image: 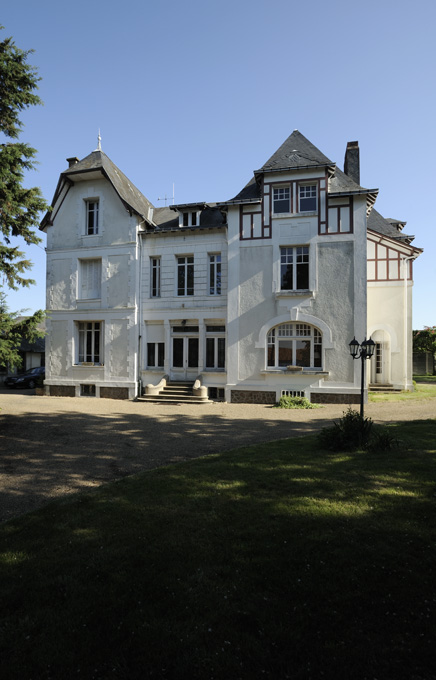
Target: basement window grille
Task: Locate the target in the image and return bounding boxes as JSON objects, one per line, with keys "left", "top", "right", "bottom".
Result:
{"left": 281, "top": 389, "right": 305, "bottom": 398}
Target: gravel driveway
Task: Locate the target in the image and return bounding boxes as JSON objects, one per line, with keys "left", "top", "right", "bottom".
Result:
{"left": 1, "top": 389, "right": 435, "bottom": 522}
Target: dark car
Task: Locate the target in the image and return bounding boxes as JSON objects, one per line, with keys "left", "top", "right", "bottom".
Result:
{"left": 4, "top": 366, "right": 45, "bottom": 389}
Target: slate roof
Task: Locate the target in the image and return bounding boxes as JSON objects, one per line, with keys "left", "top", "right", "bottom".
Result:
{"left": 152, "top": 205, "right": 226, "bottom": 232}
{"left": 66, "top": 150, "right": 154, "bottom": 221}
{"left": 257, "top": 130, "right": 333, "bottom": 172}
{"left": 367, "top": 208, "right": 414, "bottom": 243}
{"left": 42, "top": 150, "right": 155, "bottom": 228}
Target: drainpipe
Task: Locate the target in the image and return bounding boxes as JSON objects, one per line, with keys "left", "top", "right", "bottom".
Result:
{"left": 402, "top": 255, "right": 414, "bottom": 390}
{"left": 137, "top": 228, "right": 144, "bottom": 398}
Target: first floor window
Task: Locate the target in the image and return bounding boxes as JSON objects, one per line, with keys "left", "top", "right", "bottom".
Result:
{"left": 280, "top": 246, "right": 309, "bottom": 290}
{"left": 150, "top": 257, "right": 161, "bottom": 297}
{"left": 86, "top": 200, "right": 99, "bottom": 234}
{"left": 299, "top": 184, "right": 317, "bottom": 212}
{"left": 79, "top": 259, "right": 101, "bottom": 299}
{"left": 273, "top": 186, "right": 290, "bottom": 213}
{"left": 267, "top": 323, "right": 322, "bottom": 369}
{"left": 177, "top": 256, "right": 194, "bottom": 296}
{"left": 209, "top": 254, "right": 221, "bottom": 295}
{"left": 78, "top": 321, "right": 102, "bottom": 364}
{"left": 147, "top": 342, "right": 165, "bottom": 368}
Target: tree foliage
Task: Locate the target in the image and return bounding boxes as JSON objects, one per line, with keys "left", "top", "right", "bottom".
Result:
{"left": 0, "top": 291, "right": 44, "bottom": 368}
{"left": 0, "top": 28, "right": 48, "bottom": 368}
{"left": 413, "top": 326, "right": 436, "bottom": 356}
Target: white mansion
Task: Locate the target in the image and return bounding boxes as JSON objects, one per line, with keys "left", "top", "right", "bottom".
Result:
{"left": 41, "top": 130, "right": 421, "bottom": 402}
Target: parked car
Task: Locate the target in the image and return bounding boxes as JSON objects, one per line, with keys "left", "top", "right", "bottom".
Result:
{"left": 4, "top": 366, "right": 45, "bottom": 389}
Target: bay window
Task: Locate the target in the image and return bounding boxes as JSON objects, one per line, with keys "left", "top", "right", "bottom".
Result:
{"left": 267, "top": 323, "right": 322, "bottom": 369}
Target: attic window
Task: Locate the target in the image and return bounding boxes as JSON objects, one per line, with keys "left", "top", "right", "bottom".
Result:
{"left": 86, "top": 200, "right": 99, "bottom": 235}
{"left": 182, "top": 211, "right": 199, "bottom": 227}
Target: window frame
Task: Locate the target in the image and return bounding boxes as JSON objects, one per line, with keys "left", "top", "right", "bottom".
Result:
{"left": 182, "top": 211, "right": 199, "bottom": 227}
{"left": 205, "top": 325, "right": 226, "bottom": 370}
{"left": 85, "top": 199, "right": 99, "bottom": 235}
{"left": 79, "top": 258, "right": 102, "bottom": 300}
{"left": 280, "top": 246, "right": 309, "bottom": 291}
{"left": 298, "top": 184, "right": 317, "bottom": 213}
{"left": 272, "top": 185, "right": 290, "bottom": 214}
{"left": 147, "top": 342, "right": 165, "bottom": 368}
{"left": 267, "top": 323, "right": 322, "bottom": 369}
{"left": 77, "top": 321, "right": 103, "bottom": 366}
{"left": 209, "top": 253, "right": 222, "bottom": 295}
{"left": 150, "top": 257, "right": 161, "bottom": 298}
{"left": 177, "top": 256, "right": 194, "bottom": 296}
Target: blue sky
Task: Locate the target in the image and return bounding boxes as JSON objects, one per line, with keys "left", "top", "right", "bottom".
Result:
{"left": 2, "top": 0, "right": 435, "bottom": 329}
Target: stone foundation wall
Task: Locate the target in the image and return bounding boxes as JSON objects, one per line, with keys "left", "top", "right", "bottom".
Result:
{"left": 231, "top": 390, "right": 276, "bottom": 404}
{"left": 100, "top": 386, "right": 130, "bottom": 400}
{"left": 48, "top": 385, "right": 75, "bottom": 397}
{"left": 311, "top": 393, "right": 361, "bottom": 404}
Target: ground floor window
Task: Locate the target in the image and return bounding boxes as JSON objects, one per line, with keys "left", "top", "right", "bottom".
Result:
{"left": 205, "top": 325, "right": 225, "bottom": 369}
{"left": 147, "top": 342, "right": 164, "bottom": 368}
{"left": 267, "top": 323, "right": 322, "bottom": 368}
{"left": 77, "top": 321, "right": 102, "bottom": 365}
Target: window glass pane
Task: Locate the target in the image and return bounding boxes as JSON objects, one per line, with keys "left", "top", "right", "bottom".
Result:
{"left": 173, "top": 338, "right": 183, "bottom": 367}
{"left": 188, "top": 338, "right": 198, "bottom": 367}
{"left": 278, "top": 340, "right": 293, "bottom": 366}
{"left": 157, "top": 343, "right": 165, "bottom": 366}
{"left": 147, "top": 343, "right": 156, "bottom": 367}
{"left": 206, "top": 338, "right": 214, "bottom": 367}
{"left": 191, "top": 212, "right": 197, "bottom": 226}
{"left": 187, "top": 262, "right": 194, "bottom": 295}
{"left": 267, "top": 346, "right": 275, "bottom": 367}
{"left": 183, "top": 213, "right": 189, "bottom": 226}
{"left": 295, "top": 340, "right": 310, "bottom": 366}
{"left": 217, "top": 338, "right": 225, "bottom": 368}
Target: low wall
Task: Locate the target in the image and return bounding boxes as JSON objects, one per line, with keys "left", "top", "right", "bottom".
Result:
{"left": 230, "top": 390, "right": 276, "bottom": 404}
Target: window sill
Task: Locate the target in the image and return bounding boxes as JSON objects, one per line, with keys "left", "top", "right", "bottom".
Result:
{"left": 74, "top": 363, "right": 104, "bottom": 368}
{"left": 275, "top": 290, "right": 313, "bottom": 298}
{"left": 271, "top": 211, "right": 317, "bottom": 218}
{"left": 261, "top": 369, "right": 328, "bottom": 376}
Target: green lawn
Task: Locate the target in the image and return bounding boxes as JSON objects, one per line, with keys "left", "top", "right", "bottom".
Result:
{"left": 1, "top": 420, "right": 436, "bottom": 679}
{"left": 369, "top": 381, "right": 436, "bottom": 402}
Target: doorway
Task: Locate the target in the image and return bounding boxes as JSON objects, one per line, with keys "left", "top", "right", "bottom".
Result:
{"left": 171, "top": 325, "right": 199, "bottom": 380}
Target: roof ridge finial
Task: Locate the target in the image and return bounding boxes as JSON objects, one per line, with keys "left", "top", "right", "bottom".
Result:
{"left": 96, "top": 129, "right": 102, "bottom": 151}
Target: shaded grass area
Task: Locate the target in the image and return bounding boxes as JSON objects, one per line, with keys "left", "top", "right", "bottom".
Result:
{"left": 370, "top": 382, "right": 436, "bottom": 402}
{"left": 1, "top": 420, "right": 436, "bottom": 680}
{"left": 414, "top": 374, "right": 436, "bottom": 384}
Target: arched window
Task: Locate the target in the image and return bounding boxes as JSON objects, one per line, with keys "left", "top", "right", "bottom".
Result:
{"left": 267, "top": 323, "right": 322, "bottom": 369}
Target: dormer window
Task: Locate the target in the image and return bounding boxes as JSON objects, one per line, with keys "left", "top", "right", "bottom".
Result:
{"left": 86, "top": 200, "right": 99, "bottom": 235}
{"left": 299, "top": 184, "right": 317, "bottom": 212}
{"left": 182, "top": 211, "right": 199, "bottom": 227}
{"left": 273, "top": 186, "right": 290, "bottom": 214}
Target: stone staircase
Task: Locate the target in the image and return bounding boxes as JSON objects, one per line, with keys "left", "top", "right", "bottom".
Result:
{"left": 138, "top": 381, "right": 210, "bottom": 404}
{"left": 369, "top": 383, "right": 401, "bottom": 393}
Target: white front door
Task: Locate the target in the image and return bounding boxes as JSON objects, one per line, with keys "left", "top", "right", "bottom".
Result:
{"left": 171, "top": 335, "right": 199, "bottom": 380}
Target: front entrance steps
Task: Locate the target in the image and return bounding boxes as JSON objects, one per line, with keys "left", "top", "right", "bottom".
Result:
{"left": 138, "top": 381, "right": 210, "bottom": 404}
{"left": 369, "top": 383, "right": 401, "bottom": 392}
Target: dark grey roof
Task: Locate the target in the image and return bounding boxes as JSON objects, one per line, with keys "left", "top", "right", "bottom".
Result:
{"left": 226, "top": 176, "right": 261, "bottom": 204}
{"left": 367, "top": 208, "right": 414, "bottom": 243}
{"left": 151, "top": 206, "right": 226, "bottom": 232}
{"left": 42, "top": 150, "right": 155, "bottom": 228}
{"left": 64, "top": 150, "right": 154, "bottom": 222}
{"left": 257, "top": 130, "right": 333, "bottom": 172}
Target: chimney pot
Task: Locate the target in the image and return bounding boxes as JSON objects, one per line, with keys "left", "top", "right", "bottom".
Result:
{"left": 66, "top": 157, "right": 79, "bottom": 168}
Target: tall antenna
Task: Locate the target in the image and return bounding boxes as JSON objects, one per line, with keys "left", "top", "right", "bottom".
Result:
{"left": 157, "top": 183, "right": 175, "bottom": 206}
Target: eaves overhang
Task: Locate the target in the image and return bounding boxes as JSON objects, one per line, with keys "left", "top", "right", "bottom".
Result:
{"left": 254, "top": 163, "right": 336, "bottom": 177}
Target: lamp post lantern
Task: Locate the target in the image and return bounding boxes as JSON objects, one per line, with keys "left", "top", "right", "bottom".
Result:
{"left": 349, "top": 337, "right": 375, "bottom": 417}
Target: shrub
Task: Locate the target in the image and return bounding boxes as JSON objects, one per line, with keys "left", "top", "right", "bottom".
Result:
{"left": 366, "top": 427, "right": 400, "bottom": 453}
{"left": 275, "top": 395, "right": 317, "bottom": 409}
{"left": 318, "top": 408, "right": 373, "bottom": 451}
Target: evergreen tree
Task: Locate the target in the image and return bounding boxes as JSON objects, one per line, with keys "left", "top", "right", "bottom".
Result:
{"left": 0, "top": 27, "right": 48, "bottom": 368}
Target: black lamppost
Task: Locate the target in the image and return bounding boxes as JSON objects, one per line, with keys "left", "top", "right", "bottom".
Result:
{"left": 349, "top": 337, "right": 376, "bottom": 417}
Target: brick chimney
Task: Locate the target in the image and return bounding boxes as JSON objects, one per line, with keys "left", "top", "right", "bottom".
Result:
{"left": 66, "top": 157, "right": 79, "bottom": 168}
{"left": 344, "top": 141, "right": 360, "bottom": 185}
